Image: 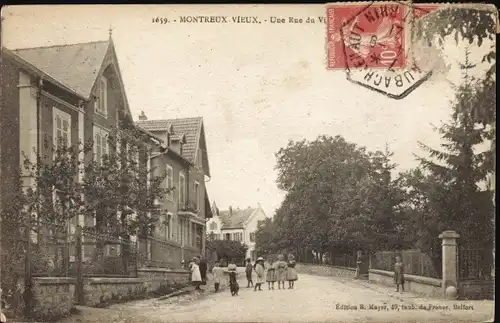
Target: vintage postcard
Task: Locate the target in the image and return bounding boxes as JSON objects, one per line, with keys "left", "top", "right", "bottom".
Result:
{"left": 0, "top": 3, "right": 496, "bottom": 323}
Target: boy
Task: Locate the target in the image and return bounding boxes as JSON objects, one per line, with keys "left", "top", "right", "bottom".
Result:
{"left": 212, "top": 261, "right": 223, "bottom": 292}
{"left": 245, "top": 258, "right": 254, "bottom": 288}
{"left": 228, "top": 259, "right": 239, "bottom": 296}
{"left": 394, "top": 256, "right": 405, "bottom": 292}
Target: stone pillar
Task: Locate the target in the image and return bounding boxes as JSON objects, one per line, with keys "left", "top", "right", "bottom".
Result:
{"left": 439, "top": 230, "right": 460, "bottom": 299}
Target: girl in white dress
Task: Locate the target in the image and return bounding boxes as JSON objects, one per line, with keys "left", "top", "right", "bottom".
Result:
{"left": 190, "top": 257, "right": 202, "bottom": 291}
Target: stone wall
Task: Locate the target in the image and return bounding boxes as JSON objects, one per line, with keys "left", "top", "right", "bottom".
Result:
{"left": 137, "top": 267, "right": 190, "bottom": 292}
{"left": 296, "top": 263, "right": 357, "bottom": 277}
{"left": 83, "top": 268, "right": 190, "bottom": 307}
{"left": 369, "top": 269, "right": 442, "bottom": 298}
{"left": 31, "top": 277, "right": 76, "bottom": 320}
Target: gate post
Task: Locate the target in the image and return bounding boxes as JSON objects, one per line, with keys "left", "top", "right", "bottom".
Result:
{"left": 439, "top": 230, "right": 460, "bottom": 299}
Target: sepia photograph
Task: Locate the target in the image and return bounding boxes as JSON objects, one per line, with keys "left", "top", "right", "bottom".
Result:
{"left": 0, "top": 3, "right": 496, "bottom": 323}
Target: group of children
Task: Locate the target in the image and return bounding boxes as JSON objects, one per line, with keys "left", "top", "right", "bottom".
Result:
{"left": 245, "top": 254, "right": 298, "bottom": 291}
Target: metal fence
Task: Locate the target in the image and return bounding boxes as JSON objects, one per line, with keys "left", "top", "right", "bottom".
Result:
{"left": 370, "top": 250, "right": 441, "bottom": 279}
{"left": 147, "top": 237, "right": 183, "bottom": 269}
{"left": 76, "top": 228, "right": 139, "bottom": 277}
{"left": 458, "top": 248, "right": 493, "bottom": 281}
{"left": 328, "top": 252, "right": 358, "bottom": 268}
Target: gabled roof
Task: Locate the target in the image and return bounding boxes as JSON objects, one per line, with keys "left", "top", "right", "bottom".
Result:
{"left": 10, "top": 40, "right": 110, "bottom": 99}
{"left": 218, "top": 207, "right": 258, "bottom": 229}
{"left": 136, "top": 117, "right": 210, "bottom": 176}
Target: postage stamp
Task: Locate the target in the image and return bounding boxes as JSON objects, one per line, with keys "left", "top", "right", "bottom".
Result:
{"left": 326, "top": 2, "right": 442, "bottom": 71}
{"left": 326, "top": 2, "right": 448, "bottom": 99}
{"left": 327, "top": 2, "right": 406, "bottom": 70}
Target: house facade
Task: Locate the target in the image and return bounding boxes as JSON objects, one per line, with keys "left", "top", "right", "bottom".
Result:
{"left": 0, "top": 35, "right": 163, "bottom": 262}
{"left": 207, "top": 204, "right": 267, "bottom": 261}
{"left": 135, "top": 114, "right": 213, "bottom": 267}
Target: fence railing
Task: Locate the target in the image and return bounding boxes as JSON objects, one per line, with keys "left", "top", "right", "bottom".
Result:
{"left": 146, "top": 237, "right": 183, "bottom": 269}
{"left": 370, "top": 250, "right": 441, "bottom": 279}
{"left": 458, "top": 248, "right": 493, "bottom": 281}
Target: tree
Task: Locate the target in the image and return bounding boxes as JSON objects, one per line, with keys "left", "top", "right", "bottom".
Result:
{"left": 3, "top": 121, "right": 170, "bottom": 275}
{"left": 205, "top": 240, "right": 248, "bottom": 265}
{"left": 268, "top": 135, "right": 408, "bottom": 262}
{"left": 417, "top": 52, "right": 494, "bottom": 247}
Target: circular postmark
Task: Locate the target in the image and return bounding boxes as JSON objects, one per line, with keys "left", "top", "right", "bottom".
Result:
{"left": 326, "top": 1, "right": 440, "bottom": 99}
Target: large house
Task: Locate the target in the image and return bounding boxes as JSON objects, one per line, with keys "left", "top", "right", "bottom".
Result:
{"left": 0, "top": 34, "right": 211, "bottom": 270}
{"left": 0, "top": 34, "right": 141, "bottom": 239}
{"left": 207, "top": 204, "right": 267, "bottom": 261}
{"left": 135, "top": 113, "right": 213, "bottom": 266}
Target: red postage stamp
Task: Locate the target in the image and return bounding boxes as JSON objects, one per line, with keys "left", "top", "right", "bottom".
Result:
{"left": 326, "top": 2, "right": 441, "bottom": 70}
{"left": 327, "top": 3, "right": 406, "bottom": 69}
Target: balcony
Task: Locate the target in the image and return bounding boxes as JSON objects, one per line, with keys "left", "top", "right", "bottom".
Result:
{"left": 178, "top": 201, "right": 205, "bottom": 226}
{"left": 178, "top": 201, "right": 199, "bottom": 216}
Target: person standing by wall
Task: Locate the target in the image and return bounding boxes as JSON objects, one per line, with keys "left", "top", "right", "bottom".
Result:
{"left": 199, "top": 255, "right": 208, "bottom": 285}
{"left": 394, "top": 255, "right": 405, "bottom": 293}
{"left": 190, "top": 257, "right": 203, "bottom": 291}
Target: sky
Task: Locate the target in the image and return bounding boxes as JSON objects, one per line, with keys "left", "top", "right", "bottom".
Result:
{"left": 2, "top": 5, "right": 493, "bottom": 218}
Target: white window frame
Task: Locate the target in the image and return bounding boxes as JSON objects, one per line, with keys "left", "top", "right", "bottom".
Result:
{"left": 194, "top": 181, "right": 200, "bottom": 209}
{"left": 94, "top": 76, "right": 108, "bottom": 117}
{"left": 166, "top": 165, "right": 173, "bottom": 200}
{"left": 179, "top": 172, "right": 186, "bottom": 208}
{"left": 53, "top": 107, "right": 71, "bottom": 151}
{"left": 93, "top": 125, "right": 109, "bottom": 163}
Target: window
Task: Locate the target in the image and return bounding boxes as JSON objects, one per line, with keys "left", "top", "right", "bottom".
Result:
{"left": 194, "top": 181, "right": 200, "bottom": 209}
{"left": 94, "top": 76, "right": 108, "bottom": 117}
{"left": 250, "top": 232, "right": 256, "bottom": 242}
{"left": 233, "top": 232, "right": 242, "bottom": 242}
{"left": 93, "top": 125, "right": 109, "bottom": 163}
{"left": 166, "top": 165, "right": 173, "bottom": 199}
{"left": 209, "top": 222, "right": 217, "bottom": 230}
{"left": 225, "top": 233, "right": 231, "bottom": 241}
{"left": 179, "top": 172, "right": 186, "bottom": 208}
{"left": 53, "top": 108, "right": 71, "bottom": 150}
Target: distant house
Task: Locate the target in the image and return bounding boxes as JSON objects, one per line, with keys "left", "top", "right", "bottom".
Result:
{"left": 207, "top": 204, "right": 267, "bottom": 261}
{"left": 135, "top": 114, "right": 213, "bottom": 266}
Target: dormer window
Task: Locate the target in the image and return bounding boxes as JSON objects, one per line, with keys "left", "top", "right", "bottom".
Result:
{"left": 94, "top": 76, "right": 108, "bottom": 117}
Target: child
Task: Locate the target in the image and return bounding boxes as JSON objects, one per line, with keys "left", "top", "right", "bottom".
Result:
{"left": 245, "top": 258, "right": 254, "bottom": 288}
{"left": 286, "top": 254, "right": 298, "bottom": 289}
{"left": 189, "top": 257, "right": 203, "bottom": 291}
{"left": 394, "top": 255, "right": 405, "bottom": 292}
{"left": 228, "top": 259, "right": 239, "bottom": 296}
{"left": 266, "top": 257, "right": 277, "bottom": 290}
{"left": 253, "top": 257, "right": 265, "bottom": 291}
{"left": 275, "top": 254, "right": 287, "bottom": 290}
{"left": 212, "top": 261, "right": 223, "bottom": 292}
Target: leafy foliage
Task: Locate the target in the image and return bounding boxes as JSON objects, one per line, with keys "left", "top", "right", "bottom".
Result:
{"left": 257, "top": 136, "right": 412, "bottom": 261}
{"left": 415, "top": 52, "right": 494, "bottom": 250}
{"left": 205, "top": 239, "right": 248, "bottom": 263}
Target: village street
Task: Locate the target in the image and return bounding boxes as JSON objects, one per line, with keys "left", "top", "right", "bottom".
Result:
{"left": 65, "top": 273, "right": 494, "bottom": 323}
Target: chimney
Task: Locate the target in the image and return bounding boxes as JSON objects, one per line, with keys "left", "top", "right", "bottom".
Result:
{"left": 229, "top": 206, "right": 232, "bottom": 216}
{"left": 138, "top": 111, "right": 147, "bottom": 121}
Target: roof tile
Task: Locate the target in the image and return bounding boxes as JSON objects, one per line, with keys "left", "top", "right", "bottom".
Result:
{"left": 136, "top": 117, "right": 202, "bottom": 163}
{"left": 218, "top": 207, "right": 256, "bottom": 229}
{"left": 12, "top": 40, "right": 110, "bottom": 98}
